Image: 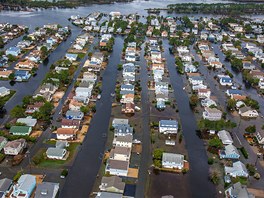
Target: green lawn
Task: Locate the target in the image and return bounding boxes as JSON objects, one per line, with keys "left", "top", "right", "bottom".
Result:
{"left": 33, "top": 142, "right": 80, "bottom": 168}
{"left": 0, "top": 90, "right": 16, "bottom": 105}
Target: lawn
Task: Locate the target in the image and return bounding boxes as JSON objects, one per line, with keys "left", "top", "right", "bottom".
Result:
{"left": 0, "top": 90, "right": 16, "bottom": 105}
{"left": 33, "top": 142, "right": 80, "bottom": 168}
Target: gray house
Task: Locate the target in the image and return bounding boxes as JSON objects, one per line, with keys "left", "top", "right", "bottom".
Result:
{"left": 35, "top": 182, "right": 59, "bottom": 198}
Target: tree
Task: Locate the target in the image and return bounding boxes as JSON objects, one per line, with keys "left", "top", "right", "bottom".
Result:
{"left": 153, "top": 149, "right": 163, "bottom": 160}
{"left": 208, "top": 137, "right": 223, "bottom": 149}
{"left": 33, "top": 102, "right": 53, "bottom": 121}
{"left": 227, "top": 99, "right": 236, "bottom": 111}
{"left": 22, "top": 95, "right": 32, "bottom": 107}
{"left": 210, "top": 171, "right": 220, "bottom": 185}
{"left": 189, "top": 94, "right": 199, "bottom": 108}
{"left": 245, "top": 125, "right": 256, "bottom": 133}
{"left": 40, "top": 46, "right": 48, "bottom": 58}
{"left": 80, "top": 106, "right": 89, "bottom": 114}
{"left": 0, "top": 37, "right": 4, "bottom": 48}
{"left": 7, "top": 54, "right": 17, "bottom": 62}
{"left": 10, "top": 105, "right": 25, "bottom": 118}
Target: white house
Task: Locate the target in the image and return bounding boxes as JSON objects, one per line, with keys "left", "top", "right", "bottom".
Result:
{"left": 239, "top": 106, "right": 259, "bottom": 118}
{"left": 162, "top": 153, "right": 184, "bottom": 169}
{"left": 113, "top": 134, "right": 133, "bottom": 148}
{"left": 198, "top": 88, "right": 211, "bottom": 99}
{"left": 202, "top": 107, "right": 222, "bottom": 121}
{"left": 46, "top": 147, "right": 67, "bottom": 160}
{"left": 4, "top": 139, "right": 26, "bottom": 155}
{"left": 106, "top": 159, "right": 129, "bottom": 176}
{"left": 218, "top": 130, "right": 233, "bottom": 145}
{"left": 0, "top": 87, "right": 10, "bottom": 97}
{"left": 225, "top": 161, "right": 249, "bottom": 178}
{"left": 159, "top": 120, "right": 178, "bottom": 134}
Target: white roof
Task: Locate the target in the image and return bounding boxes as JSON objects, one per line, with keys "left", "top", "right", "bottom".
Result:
{"left": 218, "top": 130, "right": 233, "bottom": 145}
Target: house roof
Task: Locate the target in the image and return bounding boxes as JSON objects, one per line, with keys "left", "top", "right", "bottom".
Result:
{"left": 96, "top": 192, "right": 122, "bottom": 198}
{"left": 224, "top": 144, "right": 239, "bottom": 156}
{"left": 0, "top": 178, "right": 12, "bottom": 192}
{"left": 159, "top": 120, "right": 178, "bottom": 128}
{"left": 61, "top": 119, "right": 80, "bottom": 127}
{"left": 17, "top": 174, "right": 36, "bottom": 192}
{"left": 204, "top": 107, "right": 222, "bottom": 114}
{"left": 108, "top": 160, "right": 129, "bottom": 171}
{"left": 218, "top": 130, "right": 233, "bottom": 144}
{"left": 0, "top": 87, "right": 9, "bottom": 93}
{"left": 17, "top": 117, "right": 37, "bottom": 127}
{"left": 162, "top": 153, "right": 184, "bottom": 164}
{"left": 10, "top": 126, "right": 31, "bottom": 134}
{"left": 46, "top": 147, "right": 66, "bottom": 157}
{"left": 239, "top": 106, "right": 252, "bottom": 114}
{"left": 4, "top": 139, "right": 25, "bottom": 149}
{"left": 35, "top": 182, "right": 59, "bottom": 198}
{"left": 225, "top": 161, "right": 248, "bottom": 175}
{"left": 115, "top": 134, "right": 133, "bottom": 143}
{"left": 110, "top": 146, "right": 131, "bottom": 156}
{"left": 112, "top": 118, "right": 129, "bottom": 126}
{"left": 101, "top": 176, "right": 125, "bottom": 191}
{"left": 0, "top": 136, "right": 7, "bottom": 144}
{"left": 225, "top": 182, "right": 252, "bottom": 198}
{"left": 57, "top": 128, "right": 76, "bottom": 135}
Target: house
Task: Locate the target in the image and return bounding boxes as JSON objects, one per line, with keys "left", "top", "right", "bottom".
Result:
{"left": 122, "top": 102, "right": 135, "bottom": 114}
{"left": 202, "top": 107, "right": 222, "bottom": 121}
{"left": 198, "top": 88, "right": 211, "bottom": 99}
{"left": 61, "top": 119, "right": 80, "bottom": 129}
{"left": 120, "top": 84, "right": 134, "bottom": 95}
{"left": 16, "top": 117, "right": 37, "bottom": 127}
{"left": 65, "top": 110, "right": 84, "bottom": 120}
{"left": 162, "top": 153, "right": 184, "bottom": 169}
{"left": 74, "top": 87, "right": 92, "bottom": 104}
{"left": 114, "top": 124, "right": 133, "bottom": 137}
{"left": 113, "top": 134, "right": 133, "bottom": 148}
{"left": 243, "top": 62, "right": 255, "bottom": 70}
{"left": 189, "top": 76, "right": 203, "bottom": 85}
{"left": 4, "top": 139, "right": 26, "bottom": 155}
{"left": 56, "top": 128, "right": 77, "bottom": 140}
{"left": 68, "top": 99, "right": 83, "bottom": 111}
{"left": 14, "top": 70, "right": 31, "bottom": 81}
{"left": 46, "top": 147, "right": 67, "bottom": 160}
{"left": 106, "top": 159, "right": 129, "bottom": 176}
{"left": 112, "top": 119, "right": 129, "bottom": 128}
{"left": 226, "top": 89, "right": 243, "bottom": 97}
{"left": 65, "top": 53, "right": 78, "bottom": 62}
{"left": 35, "top": 182, "right": 59, "bottom": 198}
{"left": 225, "top": 161, "right": 249, "bottom": 178}
{"left": 0, "top": 87, "right": 10, "bottom": 97}
{"left": 0, "top": 178, "right": 13, "bottom": 196}
{"left": 255, "top": 132, "right": 264, "bottom": 145}
{"left": 110, "top": 147, "right": 131, "bottom": 161}
{"left": 239, "top": 106, "right": 259, "bottom": 118}
{"left": 11, "top": 174, "right": 36, "bottom": 198}
{"left": 121, "top": 94, "right": 134, "bottom": 104}
{"left": 91, "top": 52, "right": 104, "bottom": 64}
{"left": 201, "top": 98, "right": 217, "bottom": 107}
{"left": 99, "top": 176, "right": 125, "bottom": 194}
{"left": 96, "top": 192, "right": 122, "bottom": 198}
{"left": 0, "top": 137, "right": 7, "bottom": 152}
{"left": 159, "top": 120, "right": 178, "bottom": 134}
{"left": 0, "top": 70, "right": 12, "bottom": 78}
{"left": 25, "top": 102, "right": 44, "bottom": 114}
{"left": 6, "top": 47, "right": 21, "bottom": 56}
{"left": 218, "top": 130, "right": 233, "bottom": 145}
{"left": 220, "top": 76, "right": 233, "bottom": 86}
{"left": 15, "top": 60, "right": 36, "bottom": 71}
{"left": 10, "top": 126, "right": 32, "bottom": 136}
{"left": 225, "top": 182, "right": 254, "bottom": 198}
{"left": 219, "top": 144, "right": 240, "bottom": 159}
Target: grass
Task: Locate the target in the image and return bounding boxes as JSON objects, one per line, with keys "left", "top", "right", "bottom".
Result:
{"left": 33, "top": 142, "right": 80, "bottom": 168}
{"left": 0, "top": 90, "right": 16, "bottom": 105}
{"left": 78, "top": 53, "right": 86, "bottom": 59}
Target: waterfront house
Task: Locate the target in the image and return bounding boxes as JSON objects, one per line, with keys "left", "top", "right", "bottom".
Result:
{"left": 202, "top": 107, "right": 222, "bottom": 121}
{"left": 219, "top": 76, "right": 233, "bottom": 86}
{"left": 0, "top": 178, "right": 13, "bottom": 196}
{"left": 34, "top": 83, "right": 58, "bottom": 98}
{"left": 14, "top": 70, "right": 31, "bottom": 81}
{"left": 56, "top": 128, "right": 77, "bottom": 140}
{"left": 0, "top": 70, "right": 12, "bottom": 79}
{"left": 17, "top": 117, "right": 37, "bottom": 127}
{"left": 9, "top": 126, "right": 32, "bottom": 136}
{"left": 159, "top": 120, "right": 178, "bottom": 134}
{"left": 162, "top": 153, "right": 184, "bottom": 169}
{"left": 121, "top": 94, "right": 134, "bottom": 104}
{"left": 35, "top": 182, "right": 59, "bottom": 198}
{"left": 15, "top": 60, "right": 36, "bottom": 71}
{"left": 198, "top": 88, "right": 211, "bottom": 99}
{"left": 4, "top": 139, "right": 26, "bottom": 155}
{"left": 65, "top": 53, "right": 78, "bottom": 62}
{"left": 219, "top": 144, "right": 240, "bottom": 159}
{"left": 225, "top": 161, "right": 248, "bottom": 178}
{"left": 201, "top": 98, "right": 217, "bottom": 108}
{"left": 65, "top": 110, "right": 84, "bottom": 120}
{"left": 188, "top": 76, "right": 203, "bottom": 85}
{"left": 239, "top": 106, "right": 259, "bottom": 118}
{"left": 122, "top": 102, "right": 135, "bottom": 114}
{"left": 83, "top": 72, "right": 97, "bottom": 82}
{"left": 226, "top": 89, "right": 243, "bottom": 97}
{"left": 184, "top": 63, "right": 197, "bottom": 73}
{"left": 0, "top": 87, "right": 10, "bottom": 97}
{"left": 99, "top": 176, "right": 125, "bottom": 194}
{"left": 0, "top": 137, "right": 7, "bottom": 152}
{"left": 105, "top": 159, "right": 129, "bottom": 177}
{"left": 225, "top": 182, "right": 253, "bottom": 198}
{"left": 68, "top": 99, "right": 83, "bottom": 111}
{"left": 25, "top": 102, "right": 44, "bottom": 114}
{"left": 110, "top": 147, "right": 131, "bottom": 161}
{"left": 27, "top": 50, "right": 41, "bottom": 63}
{"left": 61, "top": 119, "right": 80, "bottom": 129}
{"left": 91, "top": 52, "right": 104, "bottom": 65}
{"left": 113, "top": 134, "right": 133, "bottom": 148}
{"left": 6, "top": 47, "right": 21, "bottom": 56}
{"left": 114, "top": 124, "right": 133, "bottom": 137}
{"left": 112, "top": 119, "right": 129, "bottom": 128}
{"left": 46, "top": 147, "right": 67, "bottom": 160}
{"left": 218, "top": 130, "right": 233, "bottom": 145}
{"left": 11, "top": 174, "right": 36, "bottom": 198}
{"left": 120, "top": 84, "right": 134, "bottom": 95}
{"left": 74, "top": 87, "right": 92, "bottom": 104}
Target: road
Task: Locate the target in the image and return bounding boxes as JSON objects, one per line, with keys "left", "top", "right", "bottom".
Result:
{"left": 135, "top": 42, "right": 151, "bottom": 198}
{"left": 59, "top": 36, "right": 123, "bottom": 198}
{"left": 163, "top": 39, "right": 217, "bottom": 198}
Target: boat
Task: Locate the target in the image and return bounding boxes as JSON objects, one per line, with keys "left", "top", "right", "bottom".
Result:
{"left": 97, "top": 94, "right": 101, "bottom": 100}
{"left": 111, "top": 92, "right": 115, "bottom": 97}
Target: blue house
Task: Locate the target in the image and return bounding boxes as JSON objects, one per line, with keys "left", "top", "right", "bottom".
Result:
{"left": 220, "top": 76, "right": 232, "bottom": 86}
{"left": 65, "top": 53, "right": 78, "bottom": 62}
{"left": 14, "top": 70, "right": 31, "bottom": 81}
{"left": 46, "top": 38, "right": 56, "bottom": 46}
{"left": 11, "top": 174, "right": 36, "bottom": 198}
{"left": 6, "top": 47, "right": 21, "bottom": 57}
{"left": 65, "top": 110, "right": 84, "bottom": 120}
{"left": 0, "top": 57, "right": 8, "bottom": 67}
{"left": 226, "top": 89, "right": 243, "bottom": 97}
{"left": 157, "top": 100, "right": 166, "bottom": 110}
{"left": 219, "top": 144, "right": 240, "bottom": 159}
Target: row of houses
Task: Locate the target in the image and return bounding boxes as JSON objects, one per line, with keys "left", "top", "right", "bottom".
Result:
{"left": 0, "top": 23, "right": 27, "bottom": 45}
{"left": 0, "top": 174, "right": 59, "bottom": 198}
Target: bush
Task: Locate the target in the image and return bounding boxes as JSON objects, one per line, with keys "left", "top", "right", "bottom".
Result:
{"left": 240, "top": 147, "right": 248, "bottom": 159}
{"left": 208, "top": 158, "right": 214, "bottom": 165}
{"left": 245, "top": 125, "right": 256, "bottom": 133}
{"left": 61, "top": 169, "right": 68, "bottom": 177}
{"left": 13, "top": 171, "right": 22, "bottom": 182}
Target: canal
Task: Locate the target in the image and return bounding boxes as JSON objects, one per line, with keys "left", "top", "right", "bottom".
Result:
{"left": 163, "top": 39, "right": 216, "bottom": 198}
{"left": 59, "top": 36, "right": 123, "bottom": 198}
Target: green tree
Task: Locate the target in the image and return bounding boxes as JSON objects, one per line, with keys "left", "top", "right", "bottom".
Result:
{"left": 0, "top": 37, "right": 4, "bottom": 48}
{"left": 227, "top": 98, "right": 236, "bottom": 111}
{"left": 10, "top": 105, "right": 25, "bottom": 118}
{"left": 40, "top": 46, "right": 48, "bottom": 58}
{"left": 189, "top": 94, "right": 199, "bottom": 108}
{"left": 153, "top": 149, "right": 164, "bottom": 160}
{"left": 208, "top": 137, "right": 223, "bottom": 149}
{"left": 245, "top": 125, "right": 256, "bottom": 133}
{"left": 80, "top": 106, "right": 89, "bottom": 114}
